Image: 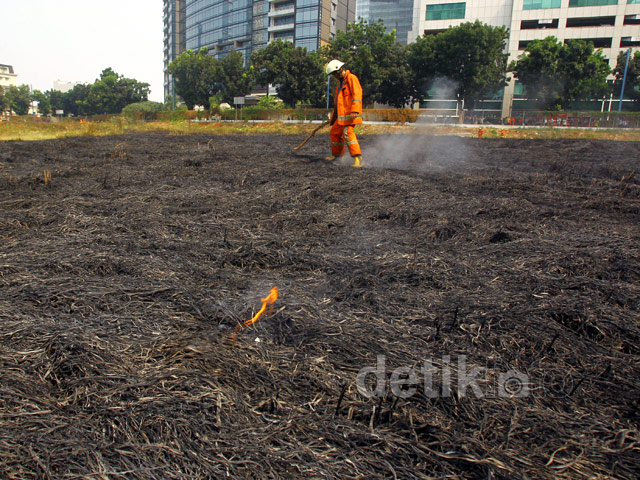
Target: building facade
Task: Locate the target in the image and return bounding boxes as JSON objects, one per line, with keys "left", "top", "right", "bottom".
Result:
{"left": 408, "top": 0, "right": 640, "bottom": 116}
{"left": 356, "top": 0, "right": 416, "bottom": 44}
{"left": 53, "top": 80, "right": 81, "bottom": 93}
{"left": 0, "top": 64, "right": 18, "bottom": 90}
{"left": 164, "top": 0, "right": 187, "bottom": 100}
{"left": 163, "top": 0, "right": 356, "bottom": 100}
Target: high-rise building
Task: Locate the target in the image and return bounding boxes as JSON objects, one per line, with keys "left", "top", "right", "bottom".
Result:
{"left": 408, "top": 0, "right": 640, "bottom": 116}
{"left": 163, "top": 0, "right": 356, "bottom": 101}
{"left": 356, "top": 0, "right": 415, "bottom": 45}
{"left": 164, "top": 0, "right": 186, "bottom": 100}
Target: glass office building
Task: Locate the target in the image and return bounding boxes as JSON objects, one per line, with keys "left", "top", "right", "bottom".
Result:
{"left": 163, "top": 0, "right": 356, "bottom": 100}
{"left": 163, "top": 0, "right": 186, "bottom": 100}
{"left": 356, "top": 0, "right": 414, "bottom": 45}
{"left": 185, "top": 0, "right": 258, "bottom": 61}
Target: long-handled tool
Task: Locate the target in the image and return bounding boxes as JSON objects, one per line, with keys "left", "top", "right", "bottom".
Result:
{"left": 293, "top": 119, "right": 330, "bottom": 151}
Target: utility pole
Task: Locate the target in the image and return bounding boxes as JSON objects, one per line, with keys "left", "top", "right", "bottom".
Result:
{"left": 326, "top": 75, "right": 330, "bottom": 110}
{"left": 618, "top": 49, "right": 632, "bottom": 113}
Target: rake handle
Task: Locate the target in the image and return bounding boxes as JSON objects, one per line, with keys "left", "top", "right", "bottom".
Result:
{"left": 293, "top": 120, "right": 331, "bottom": 151}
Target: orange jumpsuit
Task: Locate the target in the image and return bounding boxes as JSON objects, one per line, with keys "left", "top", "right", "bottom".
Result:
{"left": 330, "top": 70, "right": 362, "bottom": 157}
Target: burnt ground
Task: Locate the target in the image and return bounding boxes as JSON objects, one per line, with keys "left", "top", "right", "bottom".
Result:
{"left": 0, "top": 131, "right": 639, "bottom": 479}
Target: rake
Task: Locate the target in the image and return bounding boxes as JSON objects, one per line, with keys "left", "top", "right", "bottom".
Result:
{"left": 293, "top": 120, "right": 330, "bottom": 151}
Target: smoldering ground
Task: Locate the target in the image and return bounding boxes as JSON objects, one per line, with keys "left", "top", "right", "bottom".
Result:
{"left": 361, "top": 134, "right": 471, "bottom": 171}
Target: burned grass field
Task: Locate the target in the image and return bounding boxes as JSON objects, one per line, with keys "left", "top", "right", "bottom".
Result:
{"left": 1, "top": 131, "right": 639, "bottom": 479}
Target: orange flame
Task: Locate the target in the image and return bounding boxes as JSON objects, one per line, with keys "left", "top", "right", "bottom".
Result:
{"left": 231, "top": 287, "right": 278, "bottom": 342}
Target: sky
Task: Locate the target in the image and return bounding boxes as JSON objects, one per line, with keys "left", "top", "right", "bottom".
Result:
{"left": 2, "top": 0, "right": 165, "bottom": 102}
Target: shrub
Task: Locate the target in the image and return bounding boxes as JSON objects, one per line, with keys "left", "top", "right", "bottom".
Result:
{"left": 256, "top": 95, "right": 285, "bottom": 110}
{"left": 121, "top": 101, "right": 165, "bottom": 120}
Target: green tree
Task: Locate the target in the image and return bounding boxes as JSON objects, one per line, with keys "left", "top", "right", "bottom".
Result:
{"left": 83, "top": 68, "right": 150, "bottom": 114}
{"left": 321, "top": 20, "right": 410, "bottom": 107}
{"left": 31, "top": 89, "right": 51, "bottom": 116}
{"left": 0, "top": 87, "right": 8, "bottom": 114}
{"left": 614, "top": 50, "right": 640, "bottom": 110}
{"left": 5, "top": 85, "right": 32, "bottom": 115}
{"left": 410, "top": 21, "right": 509, "bottom": 109}
{"left": 47, "top": 89, "right": 65, "bottom": 114}
{"left": 378, "top": 41, "right": 415, "bottom": 107}
{"left": 251, "top": 40, "right": 325, "bottom": 107}
{"left": 63, "top": 83, "right": 91, "bottom": 116}
{"left": 168, "top": 48, "right": 220, "bottom": 109}
{"left": 219, "top": 51, "right": 254, "bottom": 103}
{"left": 407, "top": 33, "right": 437, "bottom": 99}
{"left": 509, "top": 36, "right": 611, "bottom": 110}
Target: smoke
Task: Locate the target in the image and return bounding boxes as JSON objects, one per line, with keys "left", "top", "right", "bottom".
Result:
{"left": 425, "top": 76, "right": 460, "bottom": 103}
{"left": 357, "top": 75, "right": 470, "bottom": 173}
{"left": 363, "top": 134, "right": 471, "bottom": 173}
{"left": 358, "top": 75, "right": 471, "bottom": 172}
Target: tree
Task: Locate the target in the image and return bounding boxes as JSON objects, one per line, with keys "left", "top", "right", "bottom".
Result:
{"left": 509, "top": 36, "right": 611, "bottom": 110}
{"left": 83, "top": 68, "right": 150, "bottom": 114}
{"left": 251, "top": 40, "right": 326, "bottom": 107}
{"left": 5, "top": 85, "right": 32, "bottom": 115}
{"left": 410, "top": 21, "right": 509, "bottom": 109}
{"left": 407, "top": 33, "right": 437, "bottom": 99}
{"left": 378, "top": 42, "right": 415, "bottom": 108}
{"left": 63, "top": 83, "right": 91, "bottom": 116}
{"left": 614, "top": 50, "right": 640, "bottom": 110}
{"left": 168, "top": 48, "right": 220, "bottom": 109}
{"left": 321, "top": 20, "right": 410, "bottom": 107}
{"left": 219, "top": 51, "right": 254, "bottom": 103}
{"left": 47, "top": 89, "right": 65, "bottom": 114}
{"left": 0, "top": 87, "right": 8, "bottom": 114}
{"left": 31, "top": 89, "right": 51, "bottom": 116}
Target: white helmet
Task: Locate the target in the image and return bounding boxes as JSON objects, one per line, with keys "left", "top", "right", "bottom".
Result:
{"left": 325, "top": 59, "right": 345, "bottom": 75}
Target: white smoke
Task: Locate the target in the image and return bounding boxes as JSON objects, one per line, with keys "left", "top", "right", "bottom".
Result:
{"left": 425, "top": 77, "right": 460, "bottom": 104}
{"left": 360, "top": 75, "right": 471, "bottom": 172}
{"left": 363, "top": 134, "right": 470, "bottom": 172}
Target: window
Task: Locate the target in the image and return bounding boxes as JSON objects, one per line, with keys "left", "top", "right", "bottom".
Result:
{"left": 295, "top": 22, "right": 318, "bottom": 37}
{"left": 424, "top": 28, "right": 448, "bottom": 35}
{"left": 519, "top": 40, "right": 534, "bottom": 50}
{"left": 296, "top": 7, "right": 318, "bottom": 22}
{"left": 425, "top": 2, "right": 465, "bottom": 20}
{"left": 513, "top": 82, "right": 527, "bottom": 98}
{"left": 296, "top": 38, "right": 318, "bottom": 51}
{"left": 624, "top": 15, "right": 640, "bottom": 24}
{"left": 273, "top": 0, "right": 295, "bottom": 8}
{"left": 273, "top": 30, "right": 294, "bottom": 39}
{"left": 568, "top": 0, "right": 617, "bottom": 6}
{"left": 565, "top": 37, "right": 612, "bottom": 47}
{"left": 523, "top": 0, "right": 561, "bottom": 9}
{"left": 566, "top": 16, "right": 615, "bottom": 26}
{"left": 521, "top": 19, "right": 559, "bottom": 29}
{"left": 273, "top": 15, "right": 294, "bottom": 26}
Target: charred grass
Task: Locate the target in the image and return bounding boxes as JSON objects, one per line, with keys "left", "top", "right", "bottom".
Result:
{"left": 0, "top": 132, "right": 639, "bottom": 479}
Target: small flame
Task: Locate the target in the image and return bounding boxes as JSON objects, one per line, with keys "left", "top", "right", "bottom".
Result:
{"left": 231, "top": 287, "right": 278, "bottom": 342}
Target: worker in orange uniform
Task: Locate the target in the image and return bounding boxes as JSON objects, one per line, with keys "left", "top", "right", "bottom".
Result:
{"left": 325, "top": 60, "right": 363, "bottom": 167}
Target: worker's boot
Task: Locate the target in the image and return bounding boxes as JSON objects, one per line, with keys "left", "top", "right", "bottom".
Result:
{"left": 352, "top": 155, "right": 363, "bottom": 168}
{"left": 325, "top": 155, "right": 342, "bottom": 162}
